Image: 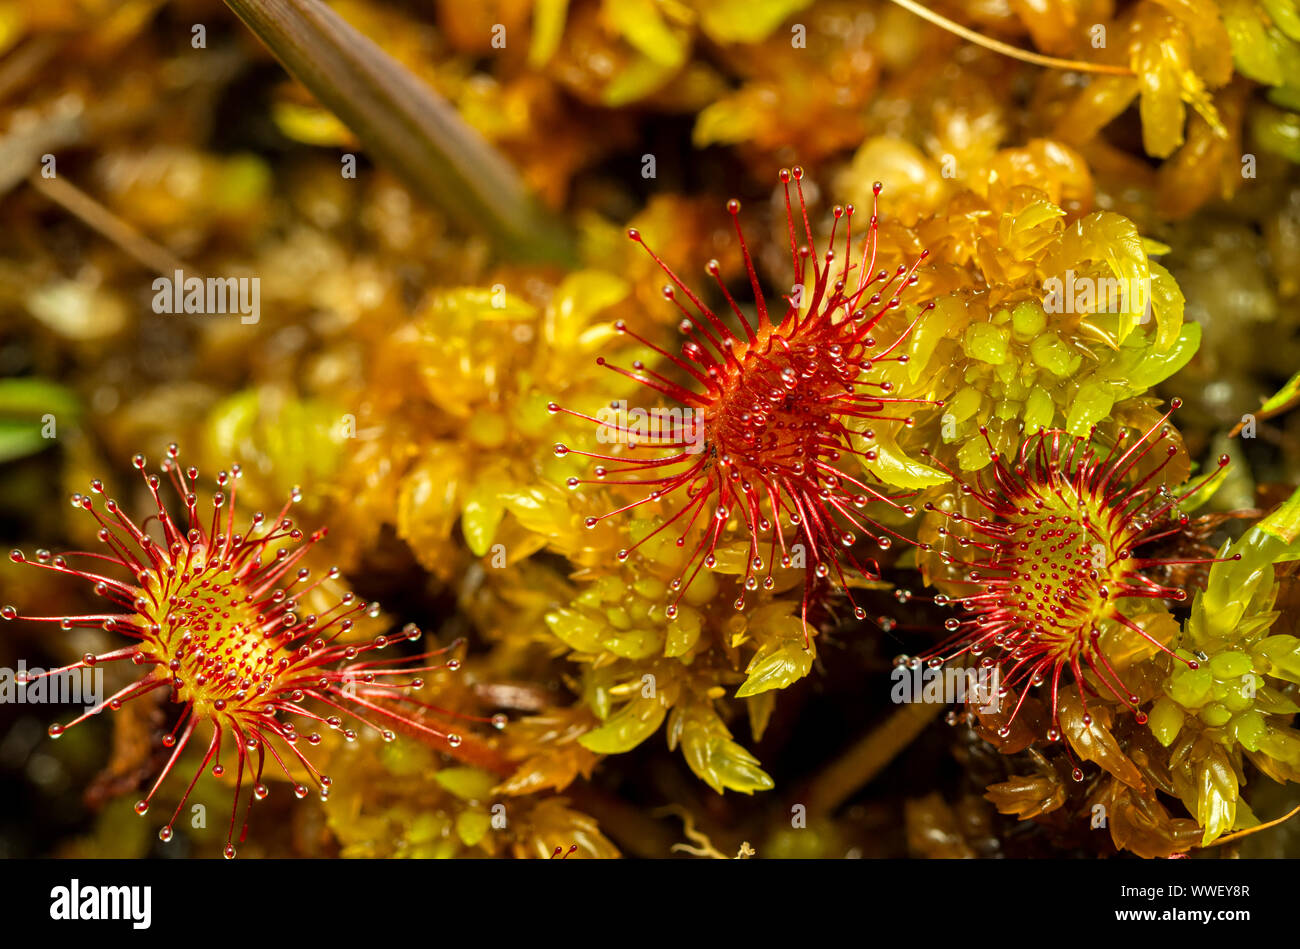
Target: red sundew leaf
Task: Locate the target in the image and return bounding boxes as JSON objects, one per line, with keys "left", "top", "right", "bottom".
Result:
{"left": 917, "top": 400, "right": 1229, "bottom": 741}
{"left": 2, "top": 447, "right": 498, "bottom": 857}
{"left": 551, "top": 168, "right": 936, "bottom": 635}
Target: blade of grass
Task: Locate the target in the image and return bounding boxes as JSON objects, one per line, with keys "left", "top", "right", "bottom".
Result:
{"left": 804, "top": 701, "right": 944, "bottom": 816}
{"left": 29, "top": 173, "right": 191, "bottom": 276}
{"left": 223, "top": 0, "right": 576, "bottom": 265}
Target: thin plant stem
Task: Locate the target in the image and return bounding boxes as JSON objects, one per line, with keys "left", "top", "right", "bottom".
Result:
{"left": 887, "top": 0, "right": 1133, "bottom": 76}
{"left": 806, "top": 700, "right": 945, "bottom": 815}
{"left": 223, "top": 0, "right": 576, "bottom": 265}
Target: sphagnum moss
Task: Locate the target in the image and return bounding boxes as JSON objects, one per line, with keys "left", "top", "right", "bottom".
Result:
{"left": 4, "top": 0, "right": 1300, "bottom": 862}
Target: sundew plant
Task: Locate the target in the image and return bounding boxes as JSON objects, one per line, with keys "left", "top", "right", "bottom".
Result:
{"left": 0, "top": 0, "right": 1298, "bottom": 866}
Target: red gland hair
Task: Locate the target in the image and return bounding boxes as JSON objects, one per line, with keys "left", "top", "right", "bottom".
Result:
{"left": 550, "top": 167, "right": 936, "bottom": 635}
{"left": 3, "top": 446, "right": 507, "bottom": 857}
{"left": 910, "top": 402, "right": 1238, "bottom": 746}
